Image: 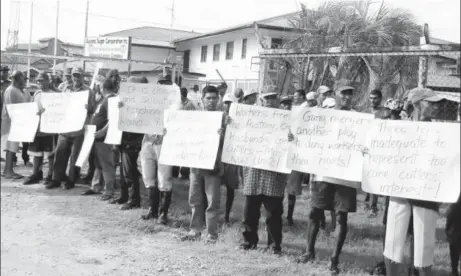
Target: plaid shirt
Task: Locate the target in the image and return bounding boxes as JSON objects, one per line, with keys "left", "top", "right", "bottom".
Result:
{"left": 242, "top": 167, "right": 287, "bottom": 197}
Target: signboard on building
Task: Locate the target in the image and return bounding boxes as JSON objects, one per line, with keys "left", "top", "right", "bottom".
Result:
{"left": 84, "top": 37, "right": 131, "bottom": 59}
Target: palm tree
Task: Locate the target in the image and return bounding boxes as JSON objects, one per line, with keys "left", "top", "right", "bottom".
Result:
{"left": 283, "top": 0, "right": 421, "bottom": 110}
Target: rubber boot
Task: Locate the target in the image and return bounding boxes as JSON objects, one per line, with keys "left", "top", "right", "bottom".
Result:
{"left": 141, "top": 187, "right": 159, "bottom": 220}
{"left": 384, "top": 258, "right": 401, "bottom": 276}
{"left": 158, "top": 191, "right": 172, "bottom": 225}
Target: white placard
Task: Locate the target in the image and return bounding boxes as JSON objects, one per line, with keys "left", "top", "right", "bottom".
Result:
{"left": 104, "top": 96, "right": 123, "bottom": 145}
{"left": 6, "top": 103, "right": 39, "bottom": 142}
{"left": 222, "top": 104, "right": 291, "bottom": 173}
{"left": 287, "top": 108, "right": 373, "bottom": 182}
{"left": 75, "top": 125, "right": 96, "bottom": 168}
{"left": 159, "top": 110, "right": 223, "bottom": 170}
{"left": 362, "top": 120, "right": 460, "bottom": 203}
{"left": 40, "top": 91, "right": 89, "bottom": 133}
{"left": 118, "top": 83, "right": 180, "bottom": 135}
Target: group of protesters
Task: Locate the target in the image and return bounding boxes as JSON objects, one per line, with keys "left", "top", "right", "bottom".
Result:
{"left": 1, "top": 64, "right": 460, "bottom": 276}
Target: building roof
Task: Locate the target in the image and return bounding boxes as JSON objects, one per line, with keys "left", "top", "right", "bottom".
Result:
{"left": 103, "top": 26, "right": 199, "bottom": 43}
{"left": 52, "top": 59, "right": 163, "bottom": 74}
{"left": 174, "top": 11, "right": 301, "bottom": 43}
{"left": 6, "top": 43, "right": 42, "bottom": 51}
{"left": 430, "top": 37, "right": 460, "bottom": 46}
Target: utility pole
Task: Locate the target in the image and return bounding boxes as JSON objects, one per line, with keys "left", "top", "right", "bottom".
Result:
{"left": 83, "top": 0, "right": 89, "bottom": 73}
{"left": 53, "top": 0, "right": 59, "bottom": 75}
{"left": 27, "top": 1, "right": 33, "bottom": 86}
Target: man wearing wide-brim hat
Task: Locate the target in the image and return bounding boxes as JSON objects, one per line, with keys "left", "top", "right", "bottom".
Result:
{"left": 316, "top": 85, "right": 333, "bottom": 107}
{"left": 294, "top": 85, "right": 358, "bottom": 273}
{"left": 237, "top": 88, "right": 287, "bottom": 255}
{"left": 242, "top": 89, "right": 258, "bottom": 105}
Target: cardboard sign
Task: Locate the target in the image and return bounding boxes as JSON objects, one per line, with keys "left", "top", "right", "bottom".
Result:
{"left": 40, "top": 91, "right": 89, "bottom": 133}
{"left": 104, "top": 96, "right": 123, "bottom": 145}
{"left": 287, "top": 108, "right": 373, "bottom": 181}
{"left": 159, "top": 110, "right": 223, "bottom": 170}
{"left": 222, "top": 104, "right": 291, "bottom": 173}
{"left": 6, "top": 103, "right": 39, "bottom": 142}
{"left": 75, "top": 125, "right": 96, "bottom": 168}
{"left": 118, "top": 83, "right": 180, "bottom": 135}
{"left": 362, "top": 120, "right": 460, "bottom": 203}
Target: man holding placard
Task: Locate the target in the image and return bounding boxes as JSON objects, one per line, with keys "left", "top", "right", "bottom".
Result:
{"left": 180, "top": 85, "right": 225, "bottom": 244}
{"left": 294, "top": 86, "right": 359, "bottom": 274}
{"left": 237, "top": 89, "right": 287, "bottom": 255}
{"left": 50, "top": 67, "right": 93, "bottom": 190}
{"left": 23, "top": 73, "right": 59, "bottom": 186}
{"left": 382, "top": 88, "right": 446, "bottom": 276}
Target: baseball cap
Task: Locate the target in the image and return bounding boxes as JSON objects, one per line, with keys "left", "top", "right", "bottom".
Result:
{"left": 336, "top": 86, "right": 355, "bottom": 94}
{"left": 72, "top": 67, "right": 84, "bottom": 76}
{"left": 280, "top": 95, "right": 292, "bottom": 104}
{"left": 36, "top": 72, "right": 50, "bottom": 81}
{"left": 223, "top": 93, "right": 236, "bottom": 103}
{"left": 306, "top": 91, "right": 317, "bottom": 101}
{"left": 260, "top": 86, "right": 278, "bottom": 98}
{"left": 243, "top": 89, "right": 258, "bottom": 99}
{"left": 408, "top": 87, "right": 443, "bottom": 104}
{"left": 322, "top": 98, "right": 336, "bottom": 108}
{"left": 106, "top": 69, "right": 120, "bottom": 78}
{"left": 317, "top": 85, "right": 332, "bottom": 94}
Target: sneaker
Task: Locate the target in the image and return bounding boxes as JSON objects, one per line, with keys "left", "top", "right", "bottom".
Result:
{"left": 100, "top": 194, "right": 113, "bottom": 201}
{"left": 63, "top": 182, "right": 74, "bottom": 190}
{"left": 271, "top": 246, "right": 282, "bottom": 255}
{"left": 45, "top": 180, "right": 61, "bottom": 189}
{"left": 239, "top": 242, "right": 257, "bottom": 251}
{"left": 205, "top": 234, "right": 218, "bottom": 244}
{"left": 179, "top": 231, "right": 201, "bottom": 242}
{"left": 110, "top": 197, "right": 128, "bottom": 205}
{"left": 296, "top": 252, "right": 315, "bottom": 264}
{"left": 120, "top": 201, "right": 141, "bottom": 210}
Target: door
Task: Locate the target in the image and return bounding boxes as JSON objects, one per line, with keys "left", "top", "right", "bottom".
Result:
{"left": 183, "top": 50, "right": 190, "bottom": 73}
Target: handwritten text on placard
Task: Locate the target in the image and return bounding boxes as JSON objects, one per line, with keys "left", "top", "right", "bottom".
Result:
{"left": 40, "top": 91, "right": 89, "bottom": 134}
{"left": 362, "top": 120, "right": 460, "bottom": 203}
{"left": 159, "top": 110, "right": 223, "bottom": 170}
{"left": 287, "top": 108, "right": 373, "bottom": 181}
{"left": 118, "top": 83, "right": 179, "bottom": 135}
{"left": 222, "top": 104, "right": 291, "bottom": 173}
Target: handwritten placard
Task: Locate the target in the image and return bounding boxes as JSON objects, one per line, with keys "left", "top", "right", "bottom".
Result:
{"left": 118, "top": 83, "right": 180, "bottom": 135}
{"left": 287, "top": 108, "right": 373, "bottom": 181}
{"left": 362, "top": 120, "right": 460, "bottom": 203}
{"left": 222, "top": 104, "right": 291, "bottom": 173}
{"left": 40, "top": 91, "right": 89, "bottom": 133}
{"left": 6, "top": 103, "right": 39, "bottom": 142}
{"left": 75, "top": 125, "right": 96, "bottom": 168}
{"left": 159, "top": 110, "right": 223, "bottom": 170}
{"left": 104, "top": 96, "right": 123, "bottom": 145}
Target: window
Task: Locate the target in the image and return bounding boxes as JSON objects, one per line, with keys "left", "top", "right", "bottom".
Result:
{"left": 213, "top": 44, "right": 220, "bottom": 61}
{"left": 226, "top": 41, "right": 234, "bottom": 60}
{"left": 241, "top": 38, "right": 247, "bottom": 59}
{"left": 271, "top": 38, "right": 283, "bottom": 49}
{"left": 200, "top": 46, "right": 207, "bottom": 62}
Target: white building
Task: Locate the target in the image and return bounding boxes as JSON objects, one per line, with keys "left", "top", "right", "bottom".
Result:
{"left": 174, "top": 12, "right": 301, "bottom": 92}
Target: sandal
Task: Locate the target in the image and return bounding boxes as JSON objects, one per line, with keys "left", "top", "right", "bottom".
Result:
{"left": 3, "top": 173, "right": 24, "bottom": 180}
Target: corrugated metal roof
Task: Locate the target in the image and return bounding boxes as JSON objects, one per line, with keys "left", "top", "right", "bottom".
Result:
{"left": 104, "top": 26, "right": 199, "bottom": 42}
{"left": 427, "top": 74, "right": 461, "bottom": 89}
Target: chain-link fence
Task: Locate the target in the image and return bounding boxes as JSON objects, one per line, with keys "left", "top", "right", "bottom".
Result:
{"left": 259, "top": 49, "right": 460, "bottom": 122}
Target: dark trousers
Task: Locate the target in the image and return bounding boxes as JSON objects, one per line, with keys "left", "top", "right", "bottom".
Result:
{"left": 22, "top": 143, "right": 29, "bottom": 164}
{"left": 242, "top": 195, "right": 284, "bottom": 250}
{"left": 120, "top": 150, "right": 141, "bottom": 202}
{"left": 180, "top": 167, "right": 190, "bottom": 178}
{"left": 172, "top": 166, "right": 179, "bottom": 178}
{"left": 52, "top": 135, "right": 83, "bottom": 183}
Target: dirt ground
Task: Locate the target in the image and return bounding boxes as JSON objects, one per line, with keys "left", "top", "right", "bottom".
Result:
{"left": 1, "top": 162, "right": 452, "bottom": 276}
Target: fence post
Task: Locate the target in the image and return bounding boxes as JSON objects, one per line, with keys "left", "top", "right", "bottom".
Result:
{"left": 418, "top": 55, "right": 429, "bottom": 88}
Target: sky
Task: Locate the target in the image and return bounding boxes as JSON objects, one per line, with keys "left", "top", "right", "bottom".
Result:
{"left": 1, "top": 0, "right": 460, "bottom": 50}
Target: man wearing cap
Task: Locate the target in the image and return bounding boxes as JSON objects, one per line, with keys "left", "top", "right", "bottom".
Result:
{"left": 23, "top": 72, "right": 58, "bottom": 185}
{"left": 138, "top": 77, "right": 175, "bottom": 225}
{"left": 294, "top": 86, "right": 359, "bottom": 274}
{"left": 50, "top": 67, "right": 93, "bottom": 189}
{"left": 1, "top": 71, "right": 27, "bottom": 179}
{"left": 237, "top": 89, "right": 287, "bottom": 255}
{"left": 242, "top": 90, "right": 258, "bottom": 106}
{"left": 58, "top": 68, "right": 73, "bottom": 91}
{"left": 317, "top": 85, "right": 333, "bottom": 107}
{"left": 280, "top": 95, "right": 292, "bottom": 110}
{"left": 383, "top": 88, "right": 444, "bottom": 276}
{"left": 180, "top": 85, "right": 226, "bottom": 243}
{"left": 306, "top": 92, "right": 318, "bottom": 107}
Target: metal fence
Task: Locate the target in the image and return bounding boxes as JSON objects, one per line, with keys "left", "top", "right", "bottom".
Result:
{"left": 258, "top": 48, "right": 460, "bottom": 122}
